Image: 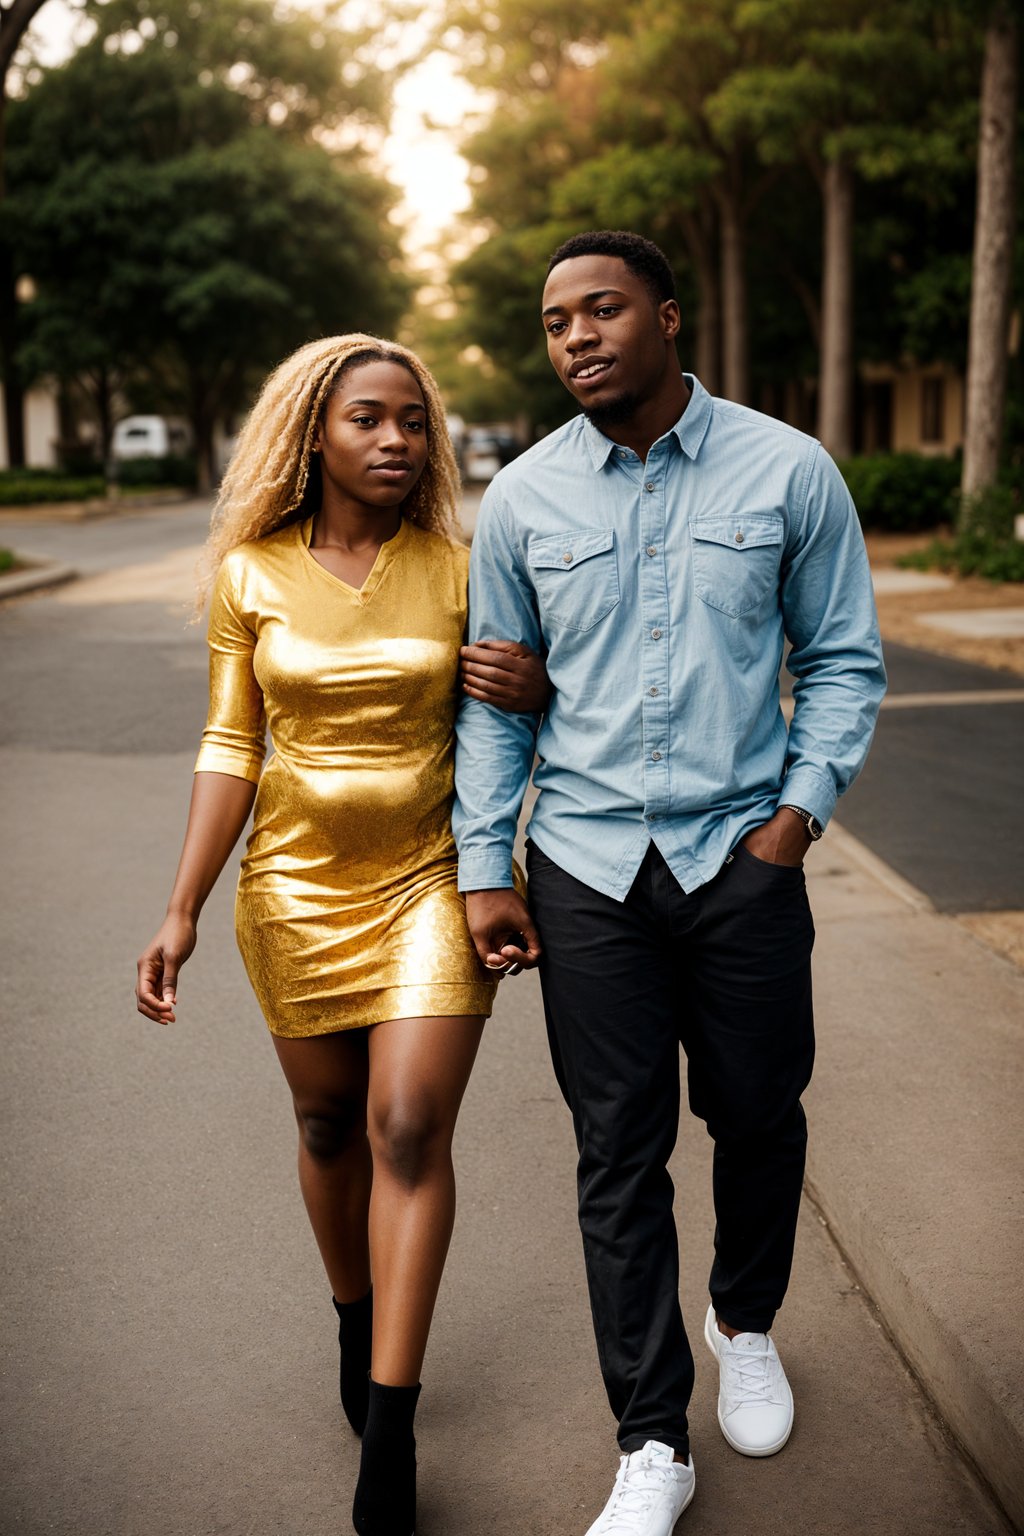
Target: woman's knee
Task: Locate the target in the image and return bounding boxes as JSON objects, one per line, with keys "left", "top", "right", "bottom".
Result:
{"left": 295, "top": 1100, "right": 367, "bottom": 1163}
{"left": 368, "top": 1099, "right": 451, "bottom": 1188}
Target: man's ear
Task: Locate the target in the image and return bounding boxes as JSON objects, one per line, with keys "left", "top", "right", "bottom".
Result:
{"left": 659, "top": 300, "right": 681, "bottom": 341}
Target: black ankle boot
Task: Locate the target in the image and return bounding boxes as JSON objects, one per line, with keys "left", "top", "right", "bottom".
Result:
{"left": 352, "top": 1379, "right": 420, "bottom": 1536}
{"left": 332, "top": 1289, "right": 372, "bottom": 1436}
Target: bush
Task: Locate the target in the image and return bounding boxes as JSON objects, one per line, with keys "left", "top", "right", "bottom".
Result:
{"left": 0, "top": 473, "right": 105, "bottom": 504}
{"left": 0, "top": 547, "right": 15, "bottom": 573}
{"left": 836, "top": 452, "right": 960, "bottom": 532}
{"left": 111, "top": 454, "right": 197, "bottom": 488}
{"left": 898, "top": 485, "right": 1024, "bottom": 582}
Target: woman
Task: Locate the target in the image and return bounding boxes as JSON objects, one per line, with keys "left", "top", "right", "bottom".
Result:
{"left": 135, "top": 335, "right": 546, "bottom": 1536}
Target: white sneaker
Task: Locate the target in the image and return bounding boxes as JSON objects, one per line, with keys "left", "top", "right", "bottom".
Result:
{"left": 703, "top": 1304, "right": 794, "bottom": 1456}
{"left": 584, "top": 1440, "right": 695, "bottom": 1536}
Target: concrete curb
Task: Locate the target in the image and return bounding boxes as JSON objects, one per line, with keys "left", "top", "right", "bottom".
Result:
{"left": 0, "top": 490, "right": 192, "bottom": 523}
{"left": 807, "top": 823, "right": 1024, "bottom": 1531}
{"left": 0, "top": 560, "right": 77, "bottom": 601}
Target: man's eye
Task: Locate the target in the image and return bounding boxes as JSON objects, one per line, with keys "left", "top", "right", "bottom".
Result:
{"left": 546, "top": 321, "right": 566, "bottom": 335}
{"left": 595, "top": 306, "right": 619, "bottom": 317}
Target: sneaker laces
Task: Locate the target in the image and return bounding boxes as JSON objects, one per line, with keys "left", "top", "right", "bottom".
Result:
{"left": 599, "top": 1447, "right": 682, "bottom": 1534}
{"left": 723, "top": 1335, "right": 785, "bottom": 1407}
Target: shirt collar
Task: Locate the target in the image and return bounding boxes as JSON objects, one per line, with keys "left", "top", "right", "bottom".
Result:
{"left": 580, "top": 373, "right": 713, "bottom": 471}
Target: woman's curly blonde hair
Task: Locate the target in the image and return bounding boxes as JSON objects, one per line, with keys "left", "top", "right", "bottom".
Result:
{"left": 195, "top": 333, "right": 462, "bottom": 614}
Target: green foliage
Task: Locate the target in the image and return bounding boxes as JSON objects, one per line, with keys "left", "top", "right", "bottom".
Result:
{"left": 111, "top": 455, "right": 197, "bottom": 488}
{"left": 0, "top": 549, "right": 15, "bottom": 574}
{"left": 7, "top": 0, "right": 406, "bottom": 474}
{"left": 836, "top": 452, "right": 961, "bottom": 530}
{"left": 899, "top": 485, "right": 1024, "bottom": 581}
{"left": 0, "top": 473, "right": 106, "bottom": 504}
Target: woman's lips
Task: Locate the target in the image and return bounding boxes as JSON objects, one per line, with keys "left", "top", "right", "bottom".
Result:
{"left": 368, "top": 465, "right": 413, "bottom": 482}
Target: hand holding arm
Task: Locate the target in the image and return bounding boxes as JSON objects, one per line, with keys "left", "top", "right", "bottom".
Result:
{"left": 459, "top": 638, "right": 550, "bottom": 713}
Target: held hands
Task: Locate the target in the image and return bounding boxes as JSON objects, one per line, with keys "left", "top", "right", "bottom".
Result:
{"left": 742, "top": 807, "right": 813, "bottom": 868}
{"left": 460, "top": 639, "right": 550, "bottom": 713}
{"left": 466, "top": 889, "right": 542, "bottom": 974}
{"left": 136, "top": 913, "right": 197, "bottom": 1023}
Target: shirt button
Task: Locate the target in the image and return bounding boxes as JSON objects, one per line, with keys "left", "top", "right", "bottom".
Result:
{"left": 646, "top": 545, "right": 657, "bottom": 557}
{"left": 562, "top": 552, "right": 573, "bottom": 563}
{"left": 651, "top": 750, "right": 662, "bottom": 761}
{"left": 647, "top": 813, "right": 658, "bottom": 821}
{"left": 735, "top": 531, "right": 744, "bottom": 544}
{"left": 617, "top": 448, "right": 629, "bottom": 458}
{"left": 648, "top": 687, "right": 659, "bottom": 696}
{"left": 645, "top": 481, "right": 656, "bottom": 492}
{"left": 651, "top": 628, "right": 662, "bottom": 639}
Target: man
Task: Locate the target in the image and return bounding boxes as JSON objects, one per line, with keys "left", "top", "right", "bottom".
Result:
{"left": 454, "top": 230, "right": 885, "bottom": 1535}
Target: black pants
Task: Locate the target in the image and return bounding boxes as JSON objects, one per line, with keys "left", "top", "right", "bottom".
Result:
{"left": 526, "top": 838, "right": 815, "bottom": 1460}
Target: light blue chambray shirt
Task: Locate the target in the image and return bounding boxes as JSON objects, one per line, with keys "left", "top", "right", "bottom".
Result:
{"left": 453, "top": 376, "right": 886, "bottom": 901}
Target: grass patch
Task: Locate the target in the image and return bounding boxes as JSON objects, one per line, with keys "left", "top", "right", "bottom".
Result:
{"left": 897, "top": 485, "right": 1024, "bottom": 582}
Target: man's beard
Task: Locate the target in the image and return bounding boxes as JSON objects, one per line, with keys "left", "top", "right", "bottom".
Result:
{"left": 582, "top": 389, "right": 641, "bottom": 431}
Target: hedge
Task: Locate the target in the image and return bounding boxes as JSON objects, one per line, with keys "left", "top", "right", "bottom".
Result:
{"left": 0, "top": 474, "right": 106, "bottom": 505}
{"left": 836, "top": 452, "right": 961, "bottom": 532}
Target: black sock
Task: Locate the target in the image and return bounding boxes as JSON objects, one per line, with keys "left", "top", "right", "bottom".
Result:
{"left": 352, "top": 1379, "right": 421, "bottom": 1536}
{"left": 333, "top": 1288, "right": 372, "bottom": 1436}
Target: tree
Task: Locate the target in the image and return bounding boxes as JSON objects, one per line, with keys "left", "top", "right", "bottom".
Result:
{"left": 7, "top": 2, "right": 405, "bottom": 486}
{"left": 963, "top": 2, "right": 1020, "bottom": 497}
{"left": 1, "top": 0, "right": 62, "bottom": 465}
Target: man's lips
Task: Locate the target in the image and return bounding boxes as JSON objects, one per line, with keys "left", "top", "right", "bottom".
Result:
{"left": 568, "top": 357, "right": 614, "bottom": 387}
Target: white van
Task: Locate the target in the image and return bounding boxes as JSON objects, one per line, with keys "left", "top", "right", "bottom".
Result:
{"left": 111, "top": 416, "right": 192, "bottom": 460}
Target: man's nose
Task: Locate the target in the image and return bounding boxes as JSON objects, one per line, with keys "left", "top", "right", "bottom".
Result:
{"left": 565, "top": 317, "right": 599, "bottom": 351}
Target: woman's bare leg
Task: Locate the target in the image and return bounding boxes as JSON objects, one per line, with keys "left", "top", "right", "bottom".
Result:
{"left": 273, "top": 1029, "right": 373, "bottom": 1302}
{"left": 365, "top": 1014, "right": 484, "bottom": 1386}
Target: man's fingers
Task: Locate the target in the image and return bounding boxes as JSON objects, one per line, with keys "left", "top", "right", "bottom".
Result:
{"left": 462, "top": 639, "right": 526, "bottom": 660}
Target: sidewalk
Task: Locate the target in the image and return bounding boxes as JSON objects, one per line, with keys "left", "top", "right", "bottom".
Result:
{"left": 805, "top": 823, "right": 1024, "bottom": 1530}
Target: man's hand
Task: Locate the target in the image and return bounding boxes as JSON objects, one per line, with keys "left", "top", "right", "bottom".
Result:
{"left": 742, "top": 808, "right": 812, "bottom": 867}
{"left": 460, "top": 639, "right": 550, "bottom": 713}
{"left": 465, "top": 888, "right": 542, "bottom": 972}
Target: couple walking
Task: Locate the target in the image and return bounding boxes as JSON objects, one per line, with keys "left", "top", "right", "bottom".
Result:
{"left": 136, "top": 229, "right": 885, "bottom": 1535}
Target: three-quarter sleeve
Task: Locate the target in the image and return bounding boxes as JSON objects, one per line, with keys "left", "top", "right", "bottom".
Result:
{"left": 194, "top": 556, "right": 267, "bottom": 783}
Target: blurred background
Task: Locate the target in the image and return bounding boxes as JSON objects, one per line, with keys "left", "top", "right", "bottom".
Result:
{"left": 0, "top": 0, "right": 1021, "bottom": 576}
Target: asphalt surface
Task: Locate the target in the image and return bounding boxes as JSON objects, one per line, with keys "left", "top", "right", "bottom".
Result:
{"left": 0, "top": 504, "right": 1010, "bottom": 1535}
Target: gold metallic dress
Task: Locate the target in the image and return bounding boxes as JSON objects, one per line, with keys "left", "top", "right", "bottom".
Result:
{"left": 195, "top": 515, "right": 500, "bottom": 1037}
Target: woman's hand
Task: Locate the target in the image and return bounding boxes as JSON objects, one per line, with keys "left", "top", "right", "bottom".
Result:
{"left": 460, "top": 638, "right": 550, "bottom": 713}
{"left": 136, "top": 913, "right": 197, "bottom": 1024}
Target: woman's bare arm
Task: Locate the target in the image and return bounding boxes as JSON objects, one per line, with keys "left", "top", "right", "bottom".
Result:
{"left": 135, "top": 771, "right": 256, "bottom": 1023}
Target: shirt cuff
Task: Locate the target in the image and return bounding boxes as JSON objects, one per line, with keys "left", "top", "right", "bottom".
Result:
{"left": 457, "top": 848, "right": 515, "bottom": 893}
{"left": 194, "top": 747, "right": 263, "bottom": 784}
{"left": 777, "top": 766, "right": 837, "bottom": 829}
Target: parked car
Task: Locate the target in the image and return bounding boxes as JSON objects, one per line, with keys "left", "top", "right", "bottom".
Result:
{"left": 111, "top": 416, "right": 192, "bottom": 460}
{"left": 462, "top": 427, "right": 522, "bottom": 482}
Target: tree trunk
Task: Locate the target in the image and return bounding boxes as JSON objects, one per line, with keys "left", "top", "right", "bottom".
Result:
{"left": 681, "top": 205, "right": 720, "bottom": 394}
{"left": 817, "top": 157, "right": 855, "bottom": 459}
{"left": 962, "top": 3, "right": 1019, "bottom": 501}
{"left": 0, "top": 85, "right": 26, "bottom": 467}
{"left": 717, "top": 182, "right": 749, "bottom": 405}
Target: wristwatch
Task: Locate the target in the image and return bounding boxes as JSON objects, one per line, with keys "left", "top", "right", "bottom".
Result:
{"left": 780, "top": 805, "right": 824, "bottom": 840}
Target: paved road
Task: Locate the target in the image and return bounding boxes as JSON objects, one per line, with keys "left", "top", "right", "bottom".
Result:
{"left": 0, "top": 506, "right": 1009, "bottom": 1535}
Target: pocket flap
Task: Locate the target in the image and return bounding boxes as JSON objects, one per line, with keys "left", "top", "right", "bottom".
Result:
{"left": 528, "top": 528, "right": 615, "bottom": 570}
{"left": 692, "top": 512, "right": 783, "bottom": 550}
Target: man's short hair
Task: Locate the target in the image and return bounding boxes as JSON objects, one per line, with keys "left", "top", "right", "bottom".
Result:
{"left": 546, "top": 231, "right": 676, "bottom": 306}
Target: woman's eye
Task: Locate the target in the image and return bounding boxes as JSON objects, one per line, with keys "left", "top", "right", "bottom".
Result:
{"left": 352, "top": 415, "right": 376, "bottom": 427}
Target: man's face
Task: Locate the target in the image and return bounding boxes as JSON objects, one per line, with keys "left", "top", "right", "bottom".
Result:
{"left": 541, "top": 254, "right": 680, "bottom": 427}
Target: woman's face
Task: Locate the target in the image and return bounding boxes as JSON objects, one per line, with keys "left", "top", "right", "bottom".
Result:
{"left": 314, "top": 359, "right": 430, "bottom": 512}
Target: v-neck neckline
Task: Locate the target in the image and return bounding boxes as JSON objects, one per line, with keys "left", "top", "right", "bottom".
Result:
{"left": 299, "top": 515, "right": 408, "bottom": 600}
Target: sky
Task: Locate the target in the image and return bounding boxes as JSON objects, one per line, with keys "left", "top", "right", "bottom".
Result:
{"left": 22, "top": 0, "right": 478, "bottom": 252}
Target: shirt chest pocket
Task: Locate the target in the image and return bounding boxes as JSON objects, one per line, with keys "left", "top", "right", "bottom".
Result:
{"left": 528, "top": 528, "right": 620, "bottom": 632}
{"left": 691, "top": 512, "right": 784, "bottom": 617}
